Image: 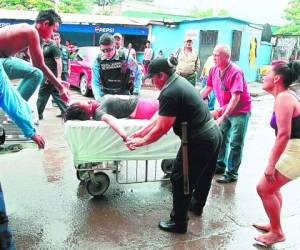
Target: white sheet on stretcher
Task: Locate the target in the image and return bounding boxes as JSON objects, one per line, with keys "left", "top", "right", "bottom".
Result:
{"left": 64, "top": 119, "right": 181, "bottom": 164}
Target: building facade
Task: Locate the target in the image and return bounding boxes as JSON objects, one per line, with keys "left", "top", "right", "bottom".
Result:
{"left": 150, "top": 17, "right": 272, "bottom": 82}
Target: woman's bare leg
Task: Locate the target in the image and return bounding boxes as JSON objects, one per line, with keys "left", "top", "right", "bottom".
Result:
{"left": 254, "top": 171, "right": 290, "bottom": 245}
{"left": 253, "top": 189, "right": 283, "bottom": 232}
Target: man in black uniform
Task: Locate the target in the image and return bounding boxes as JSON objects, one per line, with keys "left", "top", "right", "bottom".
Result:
{"left": 36, "top": 38, "right": 68, "bottom": 120}
{"left": 126, "top": 57, "right": 223, "bottom": 233}
{"left": 91, "top": 33, "right": 142, "bottom": 100}
{"left": 53, "top": 32, "right": 70, "bottom": 81}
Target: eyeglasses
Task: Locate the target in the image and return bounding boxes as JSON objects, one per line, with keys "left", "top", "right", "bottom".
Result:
{"left": 101, "top": 47, "right": 114, "bottom": 53}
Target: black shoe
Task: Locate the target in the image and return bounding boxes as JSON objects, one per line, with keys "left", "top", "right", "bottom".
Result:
{"left": 216, "top": 175, "right": 237, "bottom": 184}
{"left": 189, "top": 199, "right": 203, "bottom": 216}
{"left": 215, "top": 165, "right": 225, "bottom": 175}
{"left": 159, "top": 220, "right": 187, "bottom": 234}
{"left": 39, "top": 115, "right": 43, "bottom": 120}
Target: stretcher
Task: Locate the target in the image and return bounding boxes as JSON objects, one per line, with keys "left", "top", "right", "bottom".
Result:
{"left": 64, "top": 119, "right": 180, "bottom": 196}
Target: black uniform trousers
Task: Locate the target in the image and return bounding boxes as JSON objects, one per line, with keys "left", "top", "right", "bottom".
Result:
{"left": 37, "top": 78, "right": 68, "bottom": 119}
{"left": 170, "top": 125, "right": 222, "bottom": 225}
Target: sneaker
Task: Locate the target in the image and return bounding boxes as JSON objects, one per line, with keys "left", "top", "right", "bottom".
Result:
{"left": 216, "top": 174, "right": 237, "bottom": 184}
{"left": 215, "top": 165, "right": 225, "bottom": 175}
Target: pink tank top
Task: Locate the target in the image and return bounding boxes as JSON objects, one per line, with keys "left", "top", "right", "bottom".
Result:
{"left": 133, "top": 98, "right": 159, "bottom": 119}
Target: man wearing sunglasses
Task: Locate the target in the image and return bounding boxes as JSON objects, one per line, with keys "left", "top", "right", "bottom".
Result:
{"left": 91, "top": 33, "right": 142, "bottom": 100}
{"left": 201, "top": 44, "right": 251, "bottom": 184}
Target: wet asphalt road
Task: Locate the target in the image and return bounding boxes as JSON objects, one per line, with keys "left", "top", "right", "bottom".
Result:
{"left": 1, "top": 86, "right": 300, "bottom": 250}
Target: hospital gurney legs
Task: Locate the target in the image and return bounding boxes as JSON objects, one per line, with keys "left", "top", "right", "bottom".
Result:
{"left": 74, "top": 160, "right": 173, "bottom": 197}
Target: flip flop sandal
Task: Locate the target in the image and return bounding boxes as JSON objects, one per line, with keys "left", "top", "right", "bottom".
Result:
{"left": 254, "top": 237, "right": 271, "bottom": 247}
{"left": 5, "top": 144, "right": 24, "bottom": 153}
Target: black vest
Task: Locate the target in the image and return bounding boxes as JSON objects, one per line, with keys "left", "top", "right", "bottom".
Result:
{"left": 97, "top": 51, "right": 131, "bottom": 94}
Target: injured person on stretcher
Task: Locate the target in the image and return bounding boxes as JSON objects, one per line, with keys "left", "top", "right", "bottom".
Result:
{"left": 64, "top": 95, "right": 159, "bottom": 141}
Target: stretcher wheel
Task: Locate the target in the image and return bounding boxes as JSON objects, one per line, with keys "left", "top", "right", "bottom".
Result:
{"left": 161, "top": 159, "right": 174, "bottom": 174}
{"left": 76, "top": 164, "right": 90, "bottom": 181}
{"left": 85, "top": 172, "right": 110, "bottom": 197}
{"left": 76, "top": 170, "right": 89, "bottom": 181}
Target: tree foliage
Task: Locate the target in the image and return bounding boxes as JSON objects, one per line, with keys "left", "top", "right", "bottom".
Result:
{"left": 191, "top": 7, "right": 229, "bottom": 18}
{"left": 0, "top": 0, "right": 53, "bottom": 10}
{"left": 59, "top": 0, "right": 93, "bottom": 14}
{"left": 94, "top": 0, "right": 122, "bottom": 6}
{"left": 278, "top": 0, "right": 300, "bottom": 35}
{"left": 0, "top": 0, "right": 94, "bottom": 13}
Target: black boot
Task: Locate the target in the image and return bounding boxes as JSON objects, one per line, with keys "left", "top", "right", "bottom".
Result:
{"left": 189, "top": 198, "right": 203, "bottom": 216}
{"left": 158, "top": 219, "right": 187, "bottom": 234}
{"left": 214, "top": 164, "right": 225, "bottom": 175}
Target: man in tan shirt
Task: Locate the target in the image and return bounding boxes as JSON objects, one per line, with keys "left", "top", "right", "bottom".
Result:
{"left": 175, "top": 36, "right": 200, "bottom": 86}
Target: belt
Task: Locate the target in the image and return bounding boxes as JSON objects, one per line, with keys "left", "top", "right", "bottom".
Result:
{"left": 179, "top": 72, "right": 194, "bottom": 77}
{"left": 102, "top": 87, "right": 122, "bottom": 94}
{"left": 191, "top": 119, "right": 217, "bottom": 139}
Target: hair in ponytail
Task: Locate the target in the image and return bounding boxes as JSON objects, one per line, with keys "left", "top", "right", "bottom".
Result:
{"left": 272, "top": 60, "right": 300, "bottom": 88}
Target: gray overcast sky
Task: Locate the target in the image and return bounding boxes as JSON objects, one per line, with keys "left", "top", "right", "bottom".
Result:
{"left": 153, "top": 0, "right": 289, "bottom": 25}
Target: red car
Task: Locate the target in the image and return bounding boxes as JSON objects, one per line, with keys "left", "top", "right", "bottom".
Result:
{"left": 69, "top": 46, "right": 99, "bottom": 96}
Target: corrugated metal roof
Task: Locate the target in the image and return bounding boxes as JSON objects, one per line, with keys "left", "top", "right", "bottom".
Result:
{"left": 0, "top": 9, "right": 151, "bottom": 26}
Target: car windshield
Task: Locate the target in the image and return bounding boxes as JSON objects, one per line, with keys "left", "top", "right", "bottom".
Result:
{"left": 78, "top": 47, "right": 99, "bottom": 61}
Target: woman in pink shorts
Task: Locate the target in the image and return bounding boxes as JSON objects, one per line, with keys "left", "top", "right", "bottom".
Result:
{"left": 254, "top": 60, "right": 300, "bottom": 246}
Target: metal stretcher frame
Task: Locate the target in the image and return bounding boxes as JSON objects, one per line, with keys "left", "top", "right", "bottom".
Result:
{"left": 64, "top": 119, "right": 180, "bottom": 196}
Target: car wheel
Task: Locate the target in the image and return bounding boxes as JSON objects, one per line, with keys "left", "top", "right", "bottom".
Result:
{"left": 80, "top": 75, "right": 90, "bottom": 96}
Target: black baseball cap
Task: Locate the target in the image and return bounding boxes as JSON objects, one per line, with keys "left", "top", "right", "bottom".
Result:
{"left": 142, "top": 58, "right": 171, "bottom": 80}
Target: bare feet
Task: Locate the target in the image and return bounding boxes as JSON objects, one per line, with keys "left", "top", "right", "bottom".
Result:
{"left": 252, "top": 223, "right": 271, "bottom": 232}
{"left": 254, "top": 231, "right": 285, "bottom": 246}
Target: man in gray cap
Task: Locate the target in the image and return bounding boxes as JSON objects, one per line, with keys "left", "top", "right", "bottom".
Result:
{"left": 113, "top": 33, "right": 128, "bottom": 56}
{"left": 175, "top": 36, "right": 200, "bottom": 86}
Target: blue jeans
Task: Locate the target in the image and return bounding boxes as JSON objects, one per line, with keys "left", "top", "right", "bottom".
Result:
{"left": 0, "top": 183, "right": 15, "bottom": 250}
{"left": 217, "top": 112, "right": 251, "bottom": 179}
{"left": 61, "top": 72, "right": 68, "bottom": 82}
{"left": 0, "top": 57, "right": 43, "bottom": 101}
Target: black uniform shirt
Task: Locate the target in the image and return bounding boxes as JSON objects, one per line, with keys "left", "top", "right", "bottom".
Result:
{"left": 158, "top": 73, "right": 212, "bottom": 140}
{"left": 43, "top": 40, "right": 61, "bottom": 76}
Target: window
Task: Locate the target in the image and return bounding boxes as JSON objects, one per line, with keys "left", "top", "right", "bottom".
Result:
{"left": 123, "top": 35, "right": 148, "bottom": 53}
{"left": 200, "top": 30, "right": 218, "bottom": 46}
{"left": 231, "top": 30, "right": 242, "bottom": 61}
{"left": 199, "top": 30, "right": 218, "bottom": 71}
